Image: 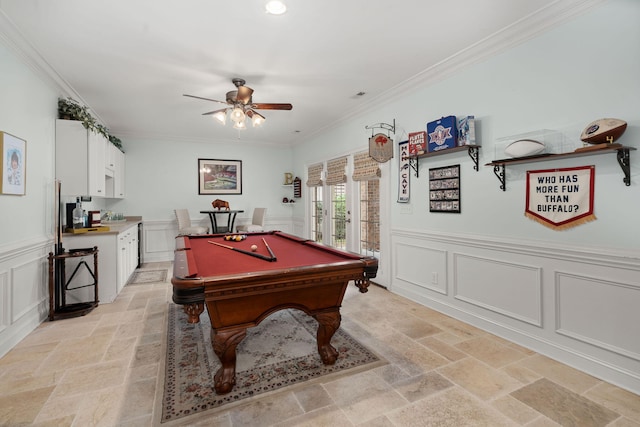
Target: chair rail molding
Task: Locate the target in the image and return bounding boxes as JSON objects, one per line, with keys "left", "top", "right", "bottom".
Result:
{"left": 390, "top": 227, "right": 640, "bottom": 395}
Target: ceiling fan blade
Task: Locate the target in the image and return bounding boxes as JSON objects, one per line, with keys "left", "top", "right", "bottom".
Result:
{"left": 252, "top": 103, "right": 293, "bottom": 110}
{"left": 202, "top": 108, "right": 228, "bottom": 116}
{"left": 183, "top": 94, "right": 228, "bottom": 105}
{"left": 236, "top": 86, "right": 254, "bottom": 104}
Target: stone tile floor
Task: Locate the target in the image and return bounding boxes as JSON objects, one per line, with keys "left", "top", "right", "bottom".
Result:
{"left": 1, "top": 262, "right": 639, "bottom": 426}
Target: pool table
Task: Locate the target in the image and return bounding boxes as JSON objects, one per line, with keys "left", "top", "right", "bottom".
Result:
{"left": 171, "top": 231, "right": 378, "bottom": 394}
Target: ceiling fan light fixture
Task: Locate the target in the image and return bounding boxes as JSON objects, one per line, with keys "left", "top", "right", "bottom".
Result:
{"left": 233, "top": 120, "right": 247, "bottom": 130}
{"left": 265, "top": 0, "right": 287, "bottom": 15}
{"left": 212, "top": 110, "right": 227, "bottom": 124}
{"left": 230, "top": 106, "right": 245, "bottom": 123}
{"left": 247, "top": 110, "right": 266, "bottom": 127}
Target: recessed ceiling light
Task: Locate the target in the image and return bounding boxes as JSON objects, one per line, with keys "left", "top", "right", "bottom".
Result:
{"left": 265, "top": 1, "right": 287, "bottom": 15}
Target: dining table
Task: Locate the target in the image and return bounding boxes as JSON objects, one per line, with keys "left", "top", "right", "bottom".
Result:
{"left": 199, "top": 209, "right": 244, "bottom": 234}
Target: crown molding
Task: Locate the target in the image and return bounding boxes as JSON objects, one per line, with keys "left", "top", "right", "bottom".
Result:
{"left": 1, "top": 0, "right": 607, "bottom": 145}
{"left": 0, "top": 9, "right": 105, "bottom": 121}
{"left": 306, "top": 0, "right": 607, "bottom": 140}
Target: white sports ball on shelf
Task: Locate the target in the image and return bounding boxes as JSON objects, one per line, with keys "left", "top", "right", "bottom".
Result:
{"left": 580, "top": 118, "right": 627, "bottom": 144}
{"left": 504, "top": 139, "right": 545, "bottom": 158}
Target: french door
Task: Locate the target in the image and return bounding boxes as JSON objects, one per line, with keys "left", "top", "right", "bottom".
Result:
{"left": 329, "top": 183, "right": 347, "bottom": 250}
{"left": 308, "top": 154, "right": 386, "bottom": 287}
{"left": 310, "top": 159, "right": 380, "bottom": 257}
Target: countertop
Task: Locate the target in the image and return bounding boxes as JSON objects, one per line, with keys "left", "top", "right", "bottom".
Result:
{"left": 62, "top": 216, "right": 142, "bottom": 236}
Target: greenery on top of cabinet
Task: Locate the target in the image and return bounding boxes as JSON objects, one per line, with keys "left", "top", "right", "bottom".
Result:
{"left": 58, "top": 97, "right": 123, "bottom": 151}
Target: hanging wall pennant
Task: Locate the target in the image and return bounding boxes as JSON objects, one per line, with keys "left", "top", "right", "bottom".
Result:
{"left": 398, "top": 140, "right": 410, "bottom": 203}
{"left": 525, "top": 165, "right": 595, "bottom": 230}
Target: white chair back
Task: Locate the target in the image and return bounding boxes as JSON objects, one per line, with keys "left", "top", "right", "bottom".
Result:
{"left": 237, "top": 208, "right": 267, "bottom": 232}
{"left": 174, "top": 209, "right": 208, "bottom": 235}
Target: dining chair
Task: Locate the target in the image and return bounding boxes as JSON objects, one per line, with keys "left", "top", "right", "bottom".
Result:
{"left": 236, "top": 208, "right": 267, "bottom": 233}
{"left": 174, "top": 209, "right": 208, "bottom": 235}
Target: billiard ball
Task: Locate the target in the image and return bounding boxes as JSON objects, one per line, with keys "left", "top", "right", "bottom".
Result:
{"left": 250, "top": 245, "right": 258, "bottom": 252}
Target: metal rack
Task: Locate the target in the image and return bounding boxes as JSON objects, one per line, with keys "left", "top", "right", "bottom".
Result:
{"left": 48, "top": 246, "right": 99, "bottom": 321}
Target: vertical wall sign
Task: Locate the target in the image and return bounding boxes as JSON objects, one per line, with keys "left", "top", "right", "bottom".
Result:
{"left": 398, "top": 141, "right": 410, "bottom": 203}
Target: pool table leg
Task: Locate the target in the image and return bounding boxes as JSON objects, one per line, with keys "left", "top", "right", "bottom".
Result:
{"left": 211, "top": 328, "right": 247, "bottom": 394}
{"left": 182, "top": 302, "right": 204, "bottom": 324}
{"left": 314, "top": 310, "right": 341, "bottom": 365}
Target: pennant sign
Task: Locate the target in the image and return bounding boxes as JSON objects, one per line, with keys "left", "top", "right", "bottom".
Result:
{"left": 525, "top": 166, "right": 596, "bottom": 230}
{"left": 398, "top": 141, "right": 410, "bottom": 203}
{"left": 369, "top": 133, "right": 394, "bottom": 163}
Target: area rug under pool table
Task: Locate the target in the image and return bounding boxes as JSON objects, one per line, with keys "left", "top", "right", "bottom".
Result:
{"left": 161, "top": 303, "right": 383, "bottom": 423}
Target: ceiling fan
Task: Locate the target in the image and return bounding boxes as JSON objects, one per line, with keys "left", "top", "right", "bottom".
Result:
{"left": 184, "top": 78, "right": 293, "bottom": 129}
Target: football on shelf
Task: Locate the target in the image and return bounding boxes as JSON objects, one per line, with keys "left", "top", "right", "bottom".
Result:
{"left": 504, "top": 139, "right": 545, "bottom": 158}
{"left": 580, "top": 118, "right": 627, "bottom": 144}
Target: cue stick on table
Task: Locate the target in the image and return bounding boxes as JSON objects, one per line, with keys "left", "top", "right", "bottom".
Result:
{"left": 208, "top": 240, "right": 275, "bottom": 262}
{"left": 262, "top": 238, "right": 277, "bottom": 261}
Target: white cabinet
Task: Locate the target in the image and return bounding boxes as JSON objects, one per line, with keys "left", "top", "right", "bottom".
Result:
{"left": 105, "top": 140, "right": 117, "bottom": 175}
{"left": 56, "top": 119, "right": 107, "bottom": 196}
{"left": 64, "top": 222, "right": 139, "bottom": 303}
{"left": 105, "top": 143, "right": 126, "bottom": 198}
{"left": 88, "top": 131, "right": 106, "bottom": 196}
{"left": 114, "top": 147, "right": 125, "bottom": 198}
{"left": 117, "top": 226, "right": 138, "bottom": 293}
{"left": 56, "top": 119, "right": 125, "bottom": 198}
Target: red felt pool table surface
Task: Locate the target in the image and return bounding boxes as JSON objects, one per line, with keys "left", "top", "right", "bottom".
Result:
{"left": 179, "top": 231, "right": 362, "bottom": 277}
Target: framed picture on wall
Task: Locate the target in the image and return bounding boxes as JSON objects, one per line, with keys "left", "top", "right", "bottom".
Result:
{"left": 1, "top": 131, "right": 26, "bottom": 196}
{"left": 429, "top": 164, "right": 460, "bottom": 213}
{"left": 198, "top": 158, "right": 242, "bottom": 195}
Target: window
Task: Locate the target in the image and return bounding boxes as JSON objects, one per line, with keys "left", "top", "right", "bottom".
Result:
{"left": 311, "top": 186, "right": 323, "bottom": 242}
{"left": 330, "top": 183, "right": 346, "bottom": 250}
{"left": 359, "top": 179, "right": 380, "bottom": 256}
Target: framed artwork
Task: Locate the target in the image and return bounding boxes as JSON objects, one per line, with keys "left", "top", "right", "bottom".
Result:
{"left": 1, "top": 131, "right": 26, "bottom": 196}
{"left": 429, "top": 164, "right": 460, "bottom": 213}
{"left": 198, "top": 158, "right": 242, "bottom": 195}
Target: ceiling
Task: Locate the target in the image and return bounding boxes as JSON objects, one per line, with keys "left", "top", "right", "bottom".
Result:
{"left": 0, "top": 0, "right": 600, "bottom": 146}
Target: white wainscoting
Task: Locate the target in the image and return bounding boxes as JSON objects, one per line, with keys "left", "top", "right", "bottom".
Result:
{"left": 394, "top": 242, "right": 447, "bottom": 295}
{"left": 141, "top": 216, "right": 297, "bottom": 263}
{"left": 555, "top": 271, "right": 640, "bottom": 361}
{"left": 454, "top": 253, "right": 542, "bottom": 327}
{"left": 0, "top": 237, "right": 51, "bottom": 359}
{"left": 391, "top": 229, "right": 640, "bottom": 395}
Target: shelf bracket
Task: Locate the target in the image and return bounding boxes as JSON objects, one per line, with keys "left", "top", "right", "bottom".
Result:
{"left": 617, "top": 148, "right": 631, "bottom": 186}
{"left": 468, "top": 146, "right": 479, "bottom": 171}
{"left": 493, "top": 164, "right": 506, "bottom": 191}
{"left": 408, "top": 156, "right": 419, "bottom": 178}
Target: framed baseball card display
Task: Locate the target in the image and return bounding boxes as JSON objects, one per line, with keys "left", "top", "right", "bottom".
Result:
{"left": 429, "top": 164, "right": 460, "bottom": 213}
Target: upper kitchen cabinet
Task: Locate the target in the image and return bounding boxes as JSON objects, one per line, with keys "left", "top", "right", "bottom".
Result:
{"left": 56, "top": 119, "right": 124, "bottom": 198}
{"left": 105, "top": 142, "right": 125, "bottom": 198}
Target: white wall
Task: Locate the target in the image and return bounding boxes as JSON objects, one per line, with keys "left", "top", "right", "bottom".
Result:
{"left": 105, "top": 137, "right": 296, "bottom": 261}
{"left": 0, "top": 40, "right": 58, "bottom": 356}
{"left": 293, "top": 0, "right": 640, "bottom": 394}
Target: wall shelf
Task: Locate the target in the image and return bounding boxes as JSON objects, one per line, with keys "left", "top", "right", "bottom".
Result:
{"left": 485, "top": 145, "right": 636, "bottom": 191}
{"left": 404, "top": 145, "right": 480, "bottom": 177}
